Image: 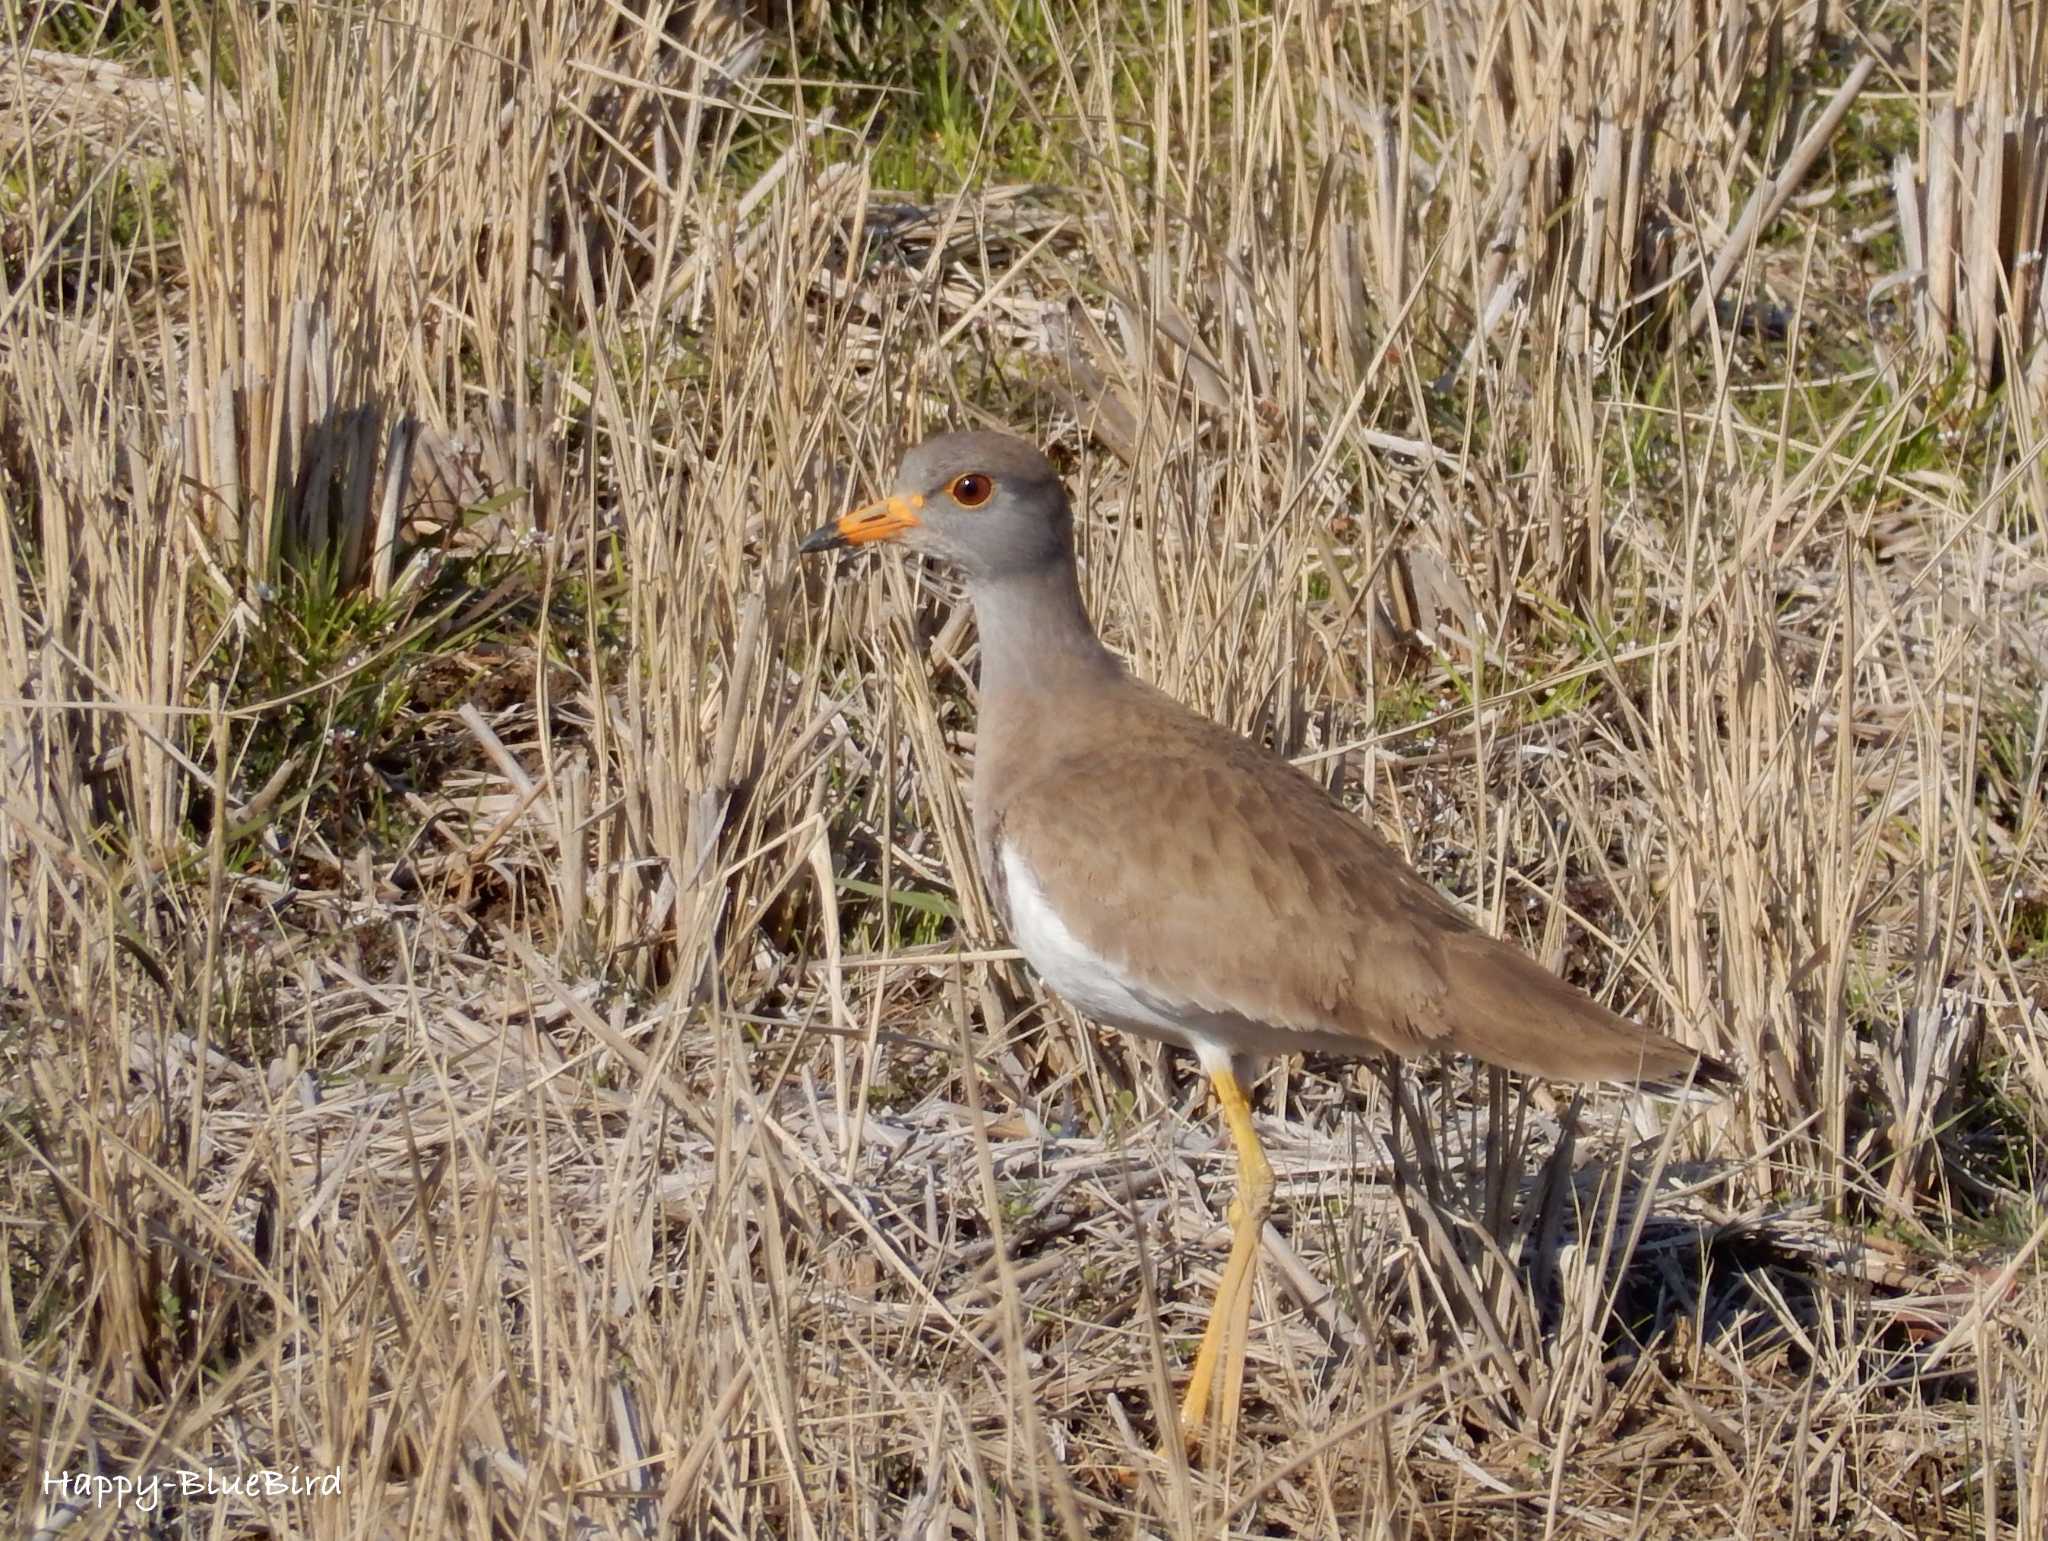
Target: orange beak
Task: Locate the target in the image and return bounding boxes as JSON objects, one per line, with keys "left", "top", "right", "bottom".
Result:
{"left": 798, "top": 494, "right": 923, "bottom": 553}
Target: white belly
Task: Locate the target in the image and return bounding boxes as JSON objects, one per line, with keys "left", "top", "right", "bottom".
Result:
{"left": 999, "top": 843, "right": 1193, "bottom": 1041}
{"left": 997, "top": 842, "right": 1356, "bottom": 1076}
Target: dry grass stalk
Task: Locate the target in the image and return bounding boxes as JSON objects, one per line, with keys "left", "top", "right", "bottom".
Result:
{"left": 1891, "top": 7, "right": 2048, "bottom": 390}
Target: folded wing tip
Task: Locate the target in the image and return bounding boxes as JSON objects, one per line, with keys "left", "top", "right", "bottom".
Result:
{"left": 1630, "top": 1049, "right": 1738, "bottom": 1104}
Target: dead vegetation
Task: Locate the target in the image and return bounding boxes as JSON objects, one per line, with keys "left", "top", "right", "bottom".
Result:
{"left": 3, "top": 0, "right": 2046, "bottom": 1536}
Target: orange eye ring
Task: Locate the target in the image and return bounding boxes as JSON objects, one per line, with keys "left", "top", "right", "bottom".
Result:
{"left": 948, "top": 472, "right": 995, "bottom": 508}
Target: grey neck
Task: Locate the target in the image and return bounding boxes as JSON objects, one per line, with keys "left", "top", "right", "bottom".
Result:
{"left": 969, "top": 559, "right": 1121, "bottom": 702}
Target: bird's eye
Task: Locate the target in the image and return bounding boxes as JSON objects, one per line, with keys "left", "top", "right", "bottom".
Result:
{"left": 948, "top": 473, "right": 994, "bottom": 508}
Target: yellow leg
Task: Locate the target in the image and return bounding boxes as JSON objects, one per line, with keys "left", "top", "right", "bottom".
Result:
{"left": 1174, "top": 1065, "right": 1275, "bottom": 1457}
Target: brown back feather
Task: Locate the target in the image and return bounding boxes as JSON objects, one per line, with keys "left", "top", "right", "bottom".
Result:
{"left": 980, "top": 673, "right": 1723, "bottom": 1088}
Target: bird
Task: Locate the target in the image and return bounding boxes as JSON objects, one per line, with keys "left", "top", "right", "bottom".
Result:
{"left": 799, "top": 429, "right": 1730, "bottom": 1462}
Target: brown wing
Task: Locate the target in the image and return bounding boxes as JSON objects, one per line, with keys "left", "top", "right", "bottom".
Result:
{"left": 999, "top": 682, "right": 1720, "bottom": 1088}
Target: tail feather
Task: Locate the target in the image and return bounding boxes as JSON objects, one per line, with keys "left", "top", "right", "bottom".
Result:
{"left": 1631, "top": 1050, "right": 1737, "bottom": 1104}
{"left": 1437, "top": 931, "right": 1732, "bottom": 1099}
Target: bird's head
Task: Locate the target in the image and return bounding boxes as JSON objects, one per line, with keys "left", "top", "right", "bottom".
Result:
{"left": 799, "top": 431, "right": 1072, "bottom": 583}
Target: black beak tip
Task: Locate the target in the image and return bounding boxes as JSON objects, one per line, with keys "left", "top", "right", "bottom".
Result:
{"left": 798, "top": 524, "right": 848, "bottom": 555}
